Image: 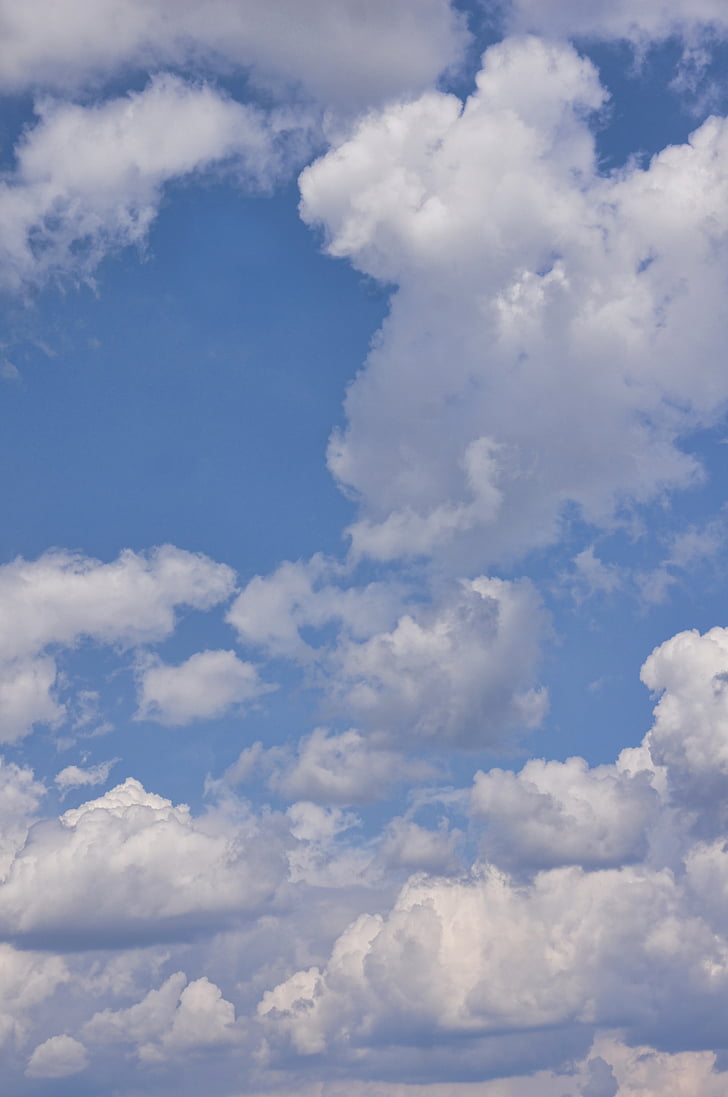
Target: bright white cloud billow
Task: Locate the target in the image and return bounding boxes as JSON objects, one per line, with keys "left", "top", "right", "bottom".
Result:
{"left": 301, "top": 35, "right": 728, "bottom": 569}
{"left": 0, "top": 778, "right": 285, "bottom": 947}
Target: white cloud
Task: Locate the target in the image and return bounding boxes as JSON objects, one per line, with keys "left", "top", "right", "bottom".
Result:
{"left": 471, "top": 755, "right": 659, "bottom": 871}
{"left": 0, "top": 778, "right": 285, "bottom": 946}
{"left": 85, "top": 972, "right": 239, "bottom": 1061}
{"left": 0, "top": 758, "right": 45, "bottom": 877}
{"left": 227, "top": 555, "right": 403, "bottom": 659}
{"left": 265, "top": 728, "right": 436, "bottom": 805}
{"left": 0, "top": 945, "right": 69, "bottom": 1050}
{"left": 136, "top": 649, "right": 271, "bottom": 726}
{"left": 259, "top": 859, "right": 725, "bottom": 1062}
{"left": 25, "top": 1033, "right": 88, "bottom": 1078}
{"left": 0, "top": 545, "right": 234, "bottom": 744}
{"left": 54, "top": 759, "right": 117, "bottom": 792}
{"left": 641, "top": 625, "right": 728, "bottom": 806}
{"left": 300, "top": 36, "right": 728, "bottom": 570}
{"left": 327, "top": 577, "right": 547, "bottom": 748}
{"left": 0, "top": 75, "right": 292, "bottom": 290}
{"left": 0, "top": 0, "right": 466, "bottom": 107}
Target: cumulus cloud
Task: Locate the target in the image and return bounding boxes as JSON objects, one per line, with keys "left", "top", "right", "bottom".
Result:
{"left": 327, "top": 577, "right": 548, "bottom": 748}
{"left": 0, "top": 545, "right": 234, "bottom": 743}
{"left": 0, "top": 0, "right": 466, "bottom": 106}
{"left": 256, "top": 615, "right": 728, "bottom": 1075}
{"left": 641, "top": 625, "right": 728, "bottom": 811}
{"left": 231, "top": 561, "right": 546, "bottom": 752}
{"left": 0, "top": 75, "right": 297, "bottom": 290}
{"left": 0, "top": 778, "right": 285, "bottom": 947}
{"left": 0, "top": 945, "right": 69, "bottom": 1050}
{"left": 85, "top": 971, "right": 240, "bottom": 1061}
{"left": 471, "top": 755, "right": 659, "bottom": 871}
{"left": 136, "top": 649, "right": 271, "bottom": 726}
{"left": 300, "top": 35, "right": 728, "bottom": 570}
{"left": 227, "top": 555, "right": 404, "bottom": 660}
{"left": 263, "top": 728, "right": 437, "bottom": 805}
{"left": 25, "top": 1033, "right": 88, "bottom": 1078}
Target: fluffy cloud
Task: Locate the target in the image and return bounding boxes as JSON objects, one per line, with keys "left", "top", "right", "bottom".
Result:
{"left": 259, "top": 860, "right": 725, "bottom": 1065}
{"left": 0, "top": 75, "right": 294, "bottom": 290}
{"left": 231, "top": 560, "right": 546, "bottom": 752}
{"left": 84, "top": 972, "right": 240, "bottom": 1061}
{"left": 0, "top": 545, "right": 234, "bottom": 743}
{"left": 0, "top": 778, "right": 285, "bottom": 947}
{"left": 0, "top": 758, "right": 45, "bottom": 878}
{"left": 136, "top": 649, "right": 270, "bottom": 726}
{"left": 227, "top": 555, "right": 403, "bottom": 660}
{"left": 327, "top": 577, "right": 547, "bottom": 748}
{"left": 641, "top": 626, "right": 728, "bottom": 802}
{"left": 0, "top": 945, "right": 68, "bottom": 1050}
{"left": 0, "top": 0, "right": 466, "bottom": 106}
{"left": 300, "top": 36, "right": 728, "bottom": 570}
{"left": 54, "top": 759, "right": 117, "bottom": 792}
{"left": 471, "top": 755, "right": 659, "bottom": 871}
{"left": 25, "top": 1033, "right": 88, "bottom": 1078}
{"left": 257, "top": 616, "right": 728, "bottom": 1076}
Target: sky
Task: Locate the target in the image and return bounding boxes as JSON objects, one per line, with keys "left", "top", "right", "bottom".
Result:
{"left": 3, "top": 1, "right": 728, "bottom": 1094}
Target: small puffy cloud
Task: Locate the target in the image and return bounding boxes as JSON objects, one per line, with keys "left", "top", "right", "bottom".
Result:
{"left": 0, "top": 778, "right": 285, "bottom": 947}
{"left": 0, "top": 545, "right": 234, "bottom": 744}
{"left": 0, "top": 0, "right": 466, "bottom": 107}
{"left": 25, "top": 1033, "right": 88, "bottom": 1078}
{"left": 0, "top": 75, "right": 296, "bottom": 290}
{"left": 471, "top": 755, "right": 659, "bottom": 871}
{"left": 136, "top": 649, "right": 271, "bottom": 726}
{"left": 328, "top": 577, "right": 548, "bottom": 748}
{"left": 85, "top": 972, "right": 239, "bottom": 1061}
{"left": 54, "top": 759, "right": 117, "bottom": 792}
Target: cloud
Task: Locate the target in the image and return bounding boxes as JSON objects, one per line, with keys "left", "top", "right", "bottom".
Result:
{"left": 227, "top": 555, "right": 404, "bottom": 660}
{"left": 300, "top": 36, "right": 728, "bottom": 570}
{"left": 326, "top": 577, "right": 548, "bottom": 748}
{"left": 0, "top": 75, "right": 296, "bottom": 290}
{"left": 0, "top": 545, "right": 234, "bottom": 743}
{"left": 231, "top": 561, "right": 546, "bottom": 752}
{"left": 505, "top": 0, "right": 728, "bottom": 43}
{"left": 54, "top": 759, "right": 117, "bottom": 792}
{"left": 0, "top": 758, "right": 45, "bottom": 877}
{"left": 25, "top": 1033, "right": 88, "bottom": 1078}
{"left": 0, "top": 778, "right": 285, "bottom": 948}
{"left": 641, "top": 625, "right": 728, "bottom": 811}
{"left": 84, "top": 972, "right": 240, "bottom": 1061}
{"left": 0, "top": 0, "right": 467, "bottom": 107}
{"left": 471, "top": 755, "right": 660, "bottom": 872}
{"left": 263, "top": 728, "right": 437, "bottom": 805}
{"left": 257, "top": 615, "right": 728, "bottom": 1075}
{"left": 0, "top": 945, "right": 69, "bottom": 1050}
{"left": 135, "top": 649, "right": 271, "bottom": 726}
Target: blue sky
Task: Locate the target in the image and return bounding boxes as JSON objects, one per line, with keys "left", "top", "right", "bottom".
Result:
{"left": 3, "top": 2, "right": 728, "bottom": 1095}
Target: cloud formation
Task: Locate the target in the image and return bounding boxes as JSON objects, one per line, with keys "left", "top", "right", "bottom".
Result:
{"left": 301, "top": 36, "right": 728, "bottom": 569}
